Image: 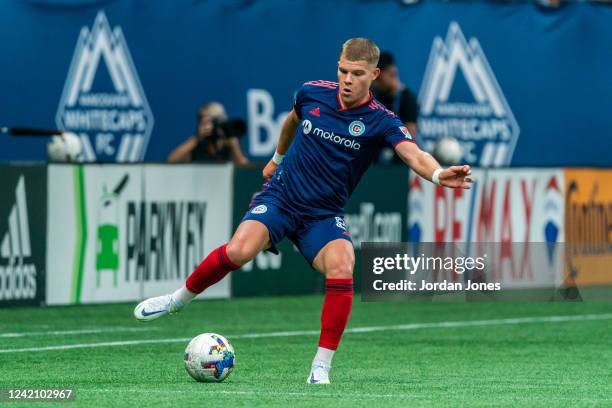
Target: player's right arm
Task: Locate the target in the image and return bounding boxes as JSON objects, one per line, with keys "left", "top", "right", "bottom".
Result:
{"left": 395, "top": 141, "right": 473, "bottom": 189}
{"left": 262, "top": 109, "right": 300, "bottom": 179}
{"left": 382, "top": 115, "right": 472, "bottom": 189}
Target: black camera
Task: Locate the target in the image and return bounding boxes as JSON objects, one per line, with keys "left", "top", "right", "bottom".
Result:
{"left": 214, "top": 118, "right": 247, "bottom": 139}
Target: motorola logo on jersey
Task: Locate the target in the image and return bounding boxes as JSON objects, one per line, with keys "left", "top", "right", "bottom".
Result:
{"left": 312, "top": 127, "right": 361, "bottom": 150}
{"left": 302, "top": 120, "right": 361, "bottom": 150}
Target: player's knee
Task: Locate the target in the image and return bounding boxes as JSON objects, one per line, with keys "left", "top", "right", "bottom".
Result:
{"left": 325, "top": 254, "right": 354, "bottom": 279}
{"left": 226, "top": 238, "right": 259, "bottom": 266}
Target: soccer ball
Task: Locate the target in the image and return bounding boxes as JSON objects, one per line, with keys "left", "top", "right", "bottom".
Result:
{"left": 47, "top": 132, "right": 82, "bottom": 162}
{"left": 433, "top": 136, "right": 463, "bottom": 165}
{"left": 184, "top": 333, "right": 235, "bottom": 382}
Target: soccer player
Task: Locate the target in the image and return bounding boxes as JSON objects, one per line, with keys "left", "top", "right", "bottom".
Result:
{"left": 134, "top": 38, "right": 472, "bottom": 384}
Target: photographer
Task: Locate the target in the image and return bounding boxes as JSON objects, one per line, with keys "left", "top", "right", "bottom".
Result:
{"left": 168, "top": 102, "right": 249, "bottom": 165}
{"left": 371, "top": 51, "right": 419, "bottom": 165}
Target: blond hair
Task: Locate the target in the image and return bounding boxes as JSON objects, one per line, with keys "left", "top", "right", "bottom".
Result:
{"left": 199, "top": 102, "right": 227, "bottom": 123}
{"left": 340, "top": 38, "right": 380, "bottom": 67}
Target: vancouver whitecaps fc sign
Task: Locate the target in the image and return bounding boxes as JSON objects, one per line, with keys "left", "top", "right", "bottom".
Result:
{"left": 418, "top": 22, "right": 519, "bottom": 167}
{"left": 56, "top": 11, "right": 154, "bottom": 162}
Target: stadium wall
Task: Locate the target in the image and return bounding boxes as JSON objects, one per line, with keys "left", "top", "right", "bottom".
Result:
{"left": 0, "top": 1, "right": 610, "bottom": 166}
{"left": 0, "top": 164, "right": 610, "bottom": 306}
{"left": 45, "top": 164, "right": 233, "bottom": 305}
{"left": 0, "top": 166, "right": 47, "bottom": 306}
{"left": 408, "top": 168, "right": 612, "bottom": 290}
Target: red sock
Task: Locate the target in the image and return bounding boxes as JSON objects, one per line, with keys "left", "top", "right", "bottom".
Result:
{"left": 185, "top": 244, "right": 240, "bottom": 294}
{"left": 318, "top": 278, "right": 353, "bottom": 350}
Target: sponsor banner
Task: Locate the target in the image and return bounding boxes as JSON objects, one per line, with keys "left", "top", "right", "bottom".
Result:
{"left": 46, "top": 164, "right": 232, "bottom": 305}
{"left": 409, "top": 169, "right": 564, "bottom": 243}
{"left": 141, "top": 165, "right": 232, "bottom": 299}
{"left": 231, "top": 166, "right": 409, "bottom": 297}
{"left": 0, "top": 166, "right": 47, "bottom": 307}
{"left": 345, "top": 167, "right": 408, "bottom": 247}
{"left": 408, "top": 169, "right": 565, "bottom": 289}
{"left": 564, "top": 169, "right": 612, "bottom": 287}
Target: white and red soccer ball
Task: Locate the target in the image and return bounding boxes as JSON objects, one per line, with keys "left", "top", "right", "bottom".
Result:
{"left": 184, "top": 333, "right": 235, "bottom": 382}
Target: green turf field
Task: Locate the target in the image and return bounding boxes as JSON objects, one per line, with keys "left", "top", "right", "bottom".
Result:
{"left": 0, "top": 296, "right": 611, "bottom": 407}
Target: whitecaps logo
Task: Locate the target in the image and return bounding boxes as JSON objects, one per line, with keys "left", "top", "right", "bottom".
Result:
{"left": 302, "top": 119, "right": 312, "bottom": 135}
{"left": 56, "top": 11, "right": 154, "bottom": 162}
{"left": 418, "top": 22, "right": 519, "bottom": 167}
{"left": 251, "top": 205, "right": 267, "bottom": 214}
{"left": 348, "top": 121, "right": 365, "bottom": 137}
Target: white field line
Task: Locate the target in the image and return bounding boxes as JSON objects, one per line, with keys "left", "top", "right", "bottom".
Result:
{"left": 0, "top": 313, "right": 610, "bottom": 354}
{"left": 0, "top": 327, "right": 156, "bottom": 338}
{"left": 80, "top": 388, "right": 612, "bottom": 401}
{"left": 82, "top": 388, "right": 421, "bottom": 399}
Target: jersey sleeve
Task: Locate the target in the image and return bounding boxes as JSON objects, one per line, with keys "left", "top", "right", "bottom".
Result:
{"left": 292, "top": 84, "right": 309, "bottom": 119}
{"left": 383, "top": 114, "right": 415, "bottom": 147}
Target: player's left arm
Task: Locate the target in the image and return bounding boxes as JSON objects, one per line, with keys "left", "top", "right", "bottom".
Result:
{"left": 394, "top": 141, "right": 473, "bottom": 189}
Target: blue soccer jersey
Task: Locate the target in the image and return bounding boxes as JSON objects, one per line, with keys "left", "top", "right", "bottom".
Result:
{"left": 268, "top": 80, "right": 415, "bottom": 217}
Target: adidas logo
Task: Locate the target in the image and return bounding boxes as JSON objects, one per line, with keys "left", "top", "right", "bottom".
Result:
{"left": 0, "top": 176, "right": 37, "bottom": 301}
{"left": 309, "top": 107, "right": 321, "bottom": 117}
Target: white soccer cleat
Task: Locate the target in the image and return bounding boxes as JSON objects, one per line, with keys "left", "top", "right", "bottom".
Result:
{"left": 307, "top": 361, "right": 331, "bottom": 384}
{"left": 134, "top": 294, "right": 184, "bottom": 322}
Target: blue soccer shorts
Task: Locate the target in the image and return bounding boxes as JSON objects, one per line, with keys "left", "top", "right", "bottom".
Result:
{"left": 242, "top": 199, "right": 352, "bottom": 264}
